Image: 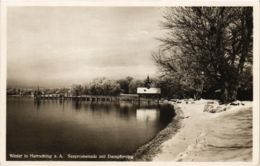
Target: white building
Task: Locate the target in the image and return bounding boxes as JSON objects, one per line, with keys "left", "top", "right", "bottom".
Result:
{"left": 137, "top": 87, "right": 161, "bottom": 95}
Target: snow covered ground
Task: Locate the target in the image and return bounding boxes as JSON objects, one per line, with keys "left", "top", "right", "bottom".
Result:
{"left": 153, "top": 99, "right": 253, "bottom": 161}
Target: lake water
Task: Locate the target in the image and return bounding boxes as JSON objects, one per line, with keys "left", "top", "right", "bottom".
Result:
{"left": 7, "top": 96, "right": 175, "bottom": 161}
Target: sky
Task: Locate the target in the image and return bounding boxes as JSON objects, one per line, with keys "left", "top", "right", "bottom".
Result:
{"left": 7, "top": 7, "right": 164, "bottom": 88}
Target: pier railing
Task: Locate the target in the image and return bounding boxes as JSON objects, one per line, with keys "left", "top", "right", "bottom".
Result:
{"left": 35, "top": 94, "right": 119, "bottom": 102}
{"left": 33, "top": 94, "right": 159, "bottom": 104}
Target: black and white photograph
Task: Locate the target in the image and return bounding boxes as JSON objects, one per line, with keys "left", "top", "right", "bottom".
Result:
{"left": 0, "top": 0, "right": 259, "bottom": 165}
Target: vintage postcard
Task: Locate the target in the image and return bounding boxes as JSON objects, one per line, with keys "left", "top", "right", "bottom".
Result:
{"left": 0, "top": 0, "right": 259, "bottom": 166}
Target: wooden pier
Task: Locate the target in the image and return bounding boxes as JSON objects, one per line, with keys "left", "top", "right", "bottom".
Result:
{"left": 34, "top": 94, "right": 122, "bottom": 102}
{"left": 33, "top": 93, "right": 159, "bottom": 104}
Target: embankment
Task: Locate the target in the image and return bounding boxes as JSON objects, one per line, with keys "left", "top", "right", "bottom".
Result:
{"left": 133, "top": 103, "right": 184, "bottom": 161}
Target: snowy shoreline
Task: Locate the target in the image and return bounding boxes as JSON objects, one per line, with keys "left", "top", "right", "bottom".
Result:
{"left": 133, "top": 103, "right": 184, "bottom": 161}
{"left": 134, "top": 99, "right": 253, "bottom": 161}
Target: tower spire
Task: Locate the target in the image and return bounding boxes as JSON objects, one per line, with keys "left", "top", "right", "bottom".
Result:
{"left": 145, "top": 75, "right": 151, "bottom": 88}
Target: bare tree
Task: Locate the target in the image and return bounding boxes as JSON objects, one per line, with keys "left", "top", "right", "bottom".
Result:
{"left": 153, "top": 7, "right": 253, "bottom": 102}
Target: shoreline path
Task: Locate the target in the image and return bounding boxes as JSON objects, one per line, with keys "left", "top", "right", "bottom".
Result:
{"left": 153, "top": 100, "right": 252, "bottom": 161}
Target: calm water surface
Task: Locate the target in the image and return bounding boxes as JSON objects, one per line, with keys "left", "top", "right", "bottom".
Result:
{"left": 7, "top": 96, "right": 175, "bottom": 160}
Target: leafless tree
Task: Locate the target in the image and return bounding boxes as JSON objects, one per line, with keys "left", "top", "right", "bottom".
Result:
{"left": 153, "top": 7, "right": 253, "bottom": 102}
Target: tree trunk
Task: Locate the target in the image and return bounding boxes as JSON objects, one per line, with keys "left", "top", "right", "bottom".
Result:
{"left": 220, "top": 81, "right": 229, "bottom": 103}
{"left": 229, "top": 83, "right": 239, "bottom": 101}
{"left": 220, "top": 81, "right": 239, "bottom": 103}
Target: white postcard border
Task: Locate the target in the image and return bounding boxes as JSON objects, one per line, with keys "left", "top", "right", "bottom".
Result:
{"left": 0, "top": 0, "right": 259, "bottom": 166}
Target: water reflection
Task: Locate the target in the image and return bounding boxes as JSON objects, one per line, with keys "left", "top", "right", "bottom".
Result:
{"left": 7, "top": 97, "right": 175, "bottom": 160}
{"left": 34, "top": 100, "right": 41, "bottom": 110}
{"left": 136, "top": 109, "right": 159, "bottom": 122}
{"left": 73, "top": 100, "right": 82, "bottom": 110}
{"left": 32, "top": 100, "right": 175, "bottom": 124}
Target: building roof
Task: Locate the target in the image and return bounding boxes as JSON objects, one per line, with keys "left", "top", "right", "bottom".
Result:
{"left": 137, "top": 87, "right": 161, "bottom": 94}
